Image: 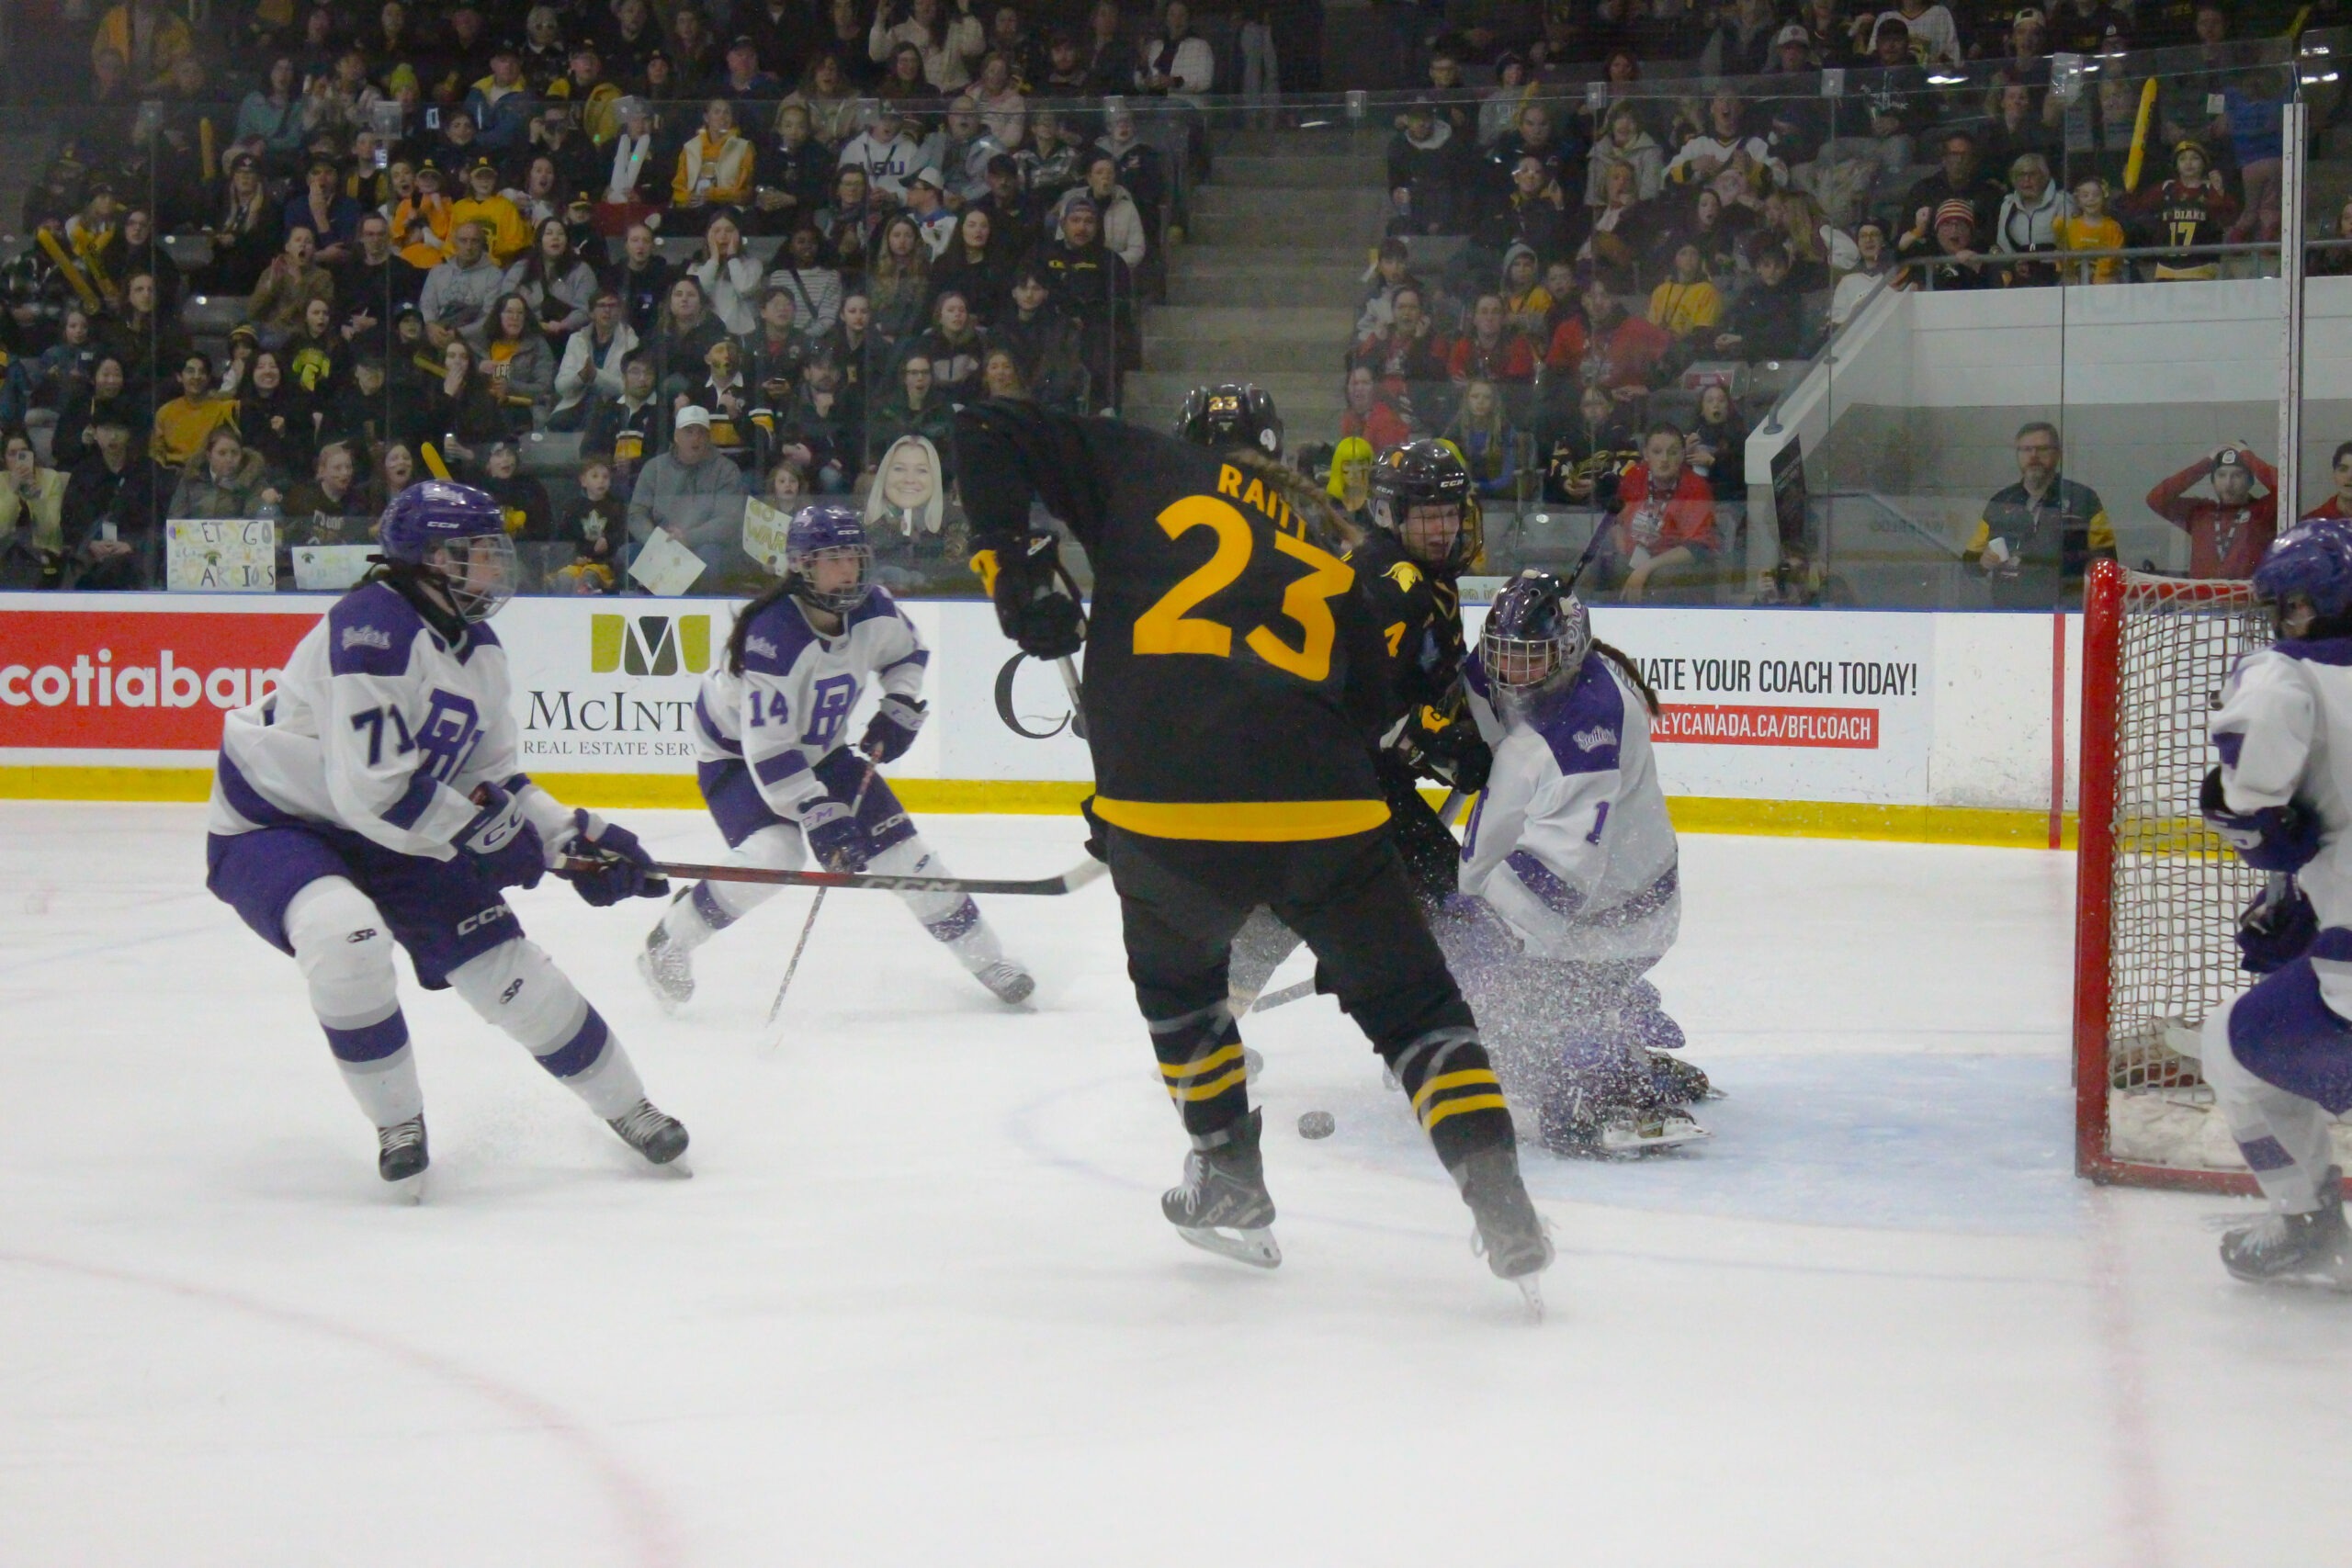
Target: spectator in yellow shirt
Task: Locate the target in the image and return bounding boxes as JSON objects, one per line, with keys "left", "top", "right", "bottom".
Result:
{"left": 148, "top": 353, "right": 240, "bottom": 470}
{"left": 2057, "top": 175, "right": 2124, "bottom": 285}
{"left": 91, "top": 0, "right": 194, "bottom": 92}
{"left": 450, "top": 158, "right": 533, "bottom": 265}
{"left": 1648, "top": 243, "right": 1725, "bottom": 340}
{"left": 672, "top": 99, "right": 756, "bottom": 230}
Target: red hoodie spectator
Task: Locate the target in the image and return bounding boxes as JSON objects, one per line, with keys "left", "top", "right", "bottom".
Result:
{"left": 1599, "top": 425, "right": 1722, "bottom": 601}
{"left": 1547, "top": 280, "right": 1672, "bottom": 397}
{"left": 1340, "top": 365, "right": 1413, "bottom": 451}
{"left": 1445, "top": 294, "right": 1538, "bottom": 386}
{"left": 2145, "top": 444, "right": 2276, "bottom": 579}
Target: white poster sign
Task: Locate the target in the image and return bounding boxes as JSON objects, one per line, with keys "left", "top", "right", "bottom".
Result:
{"left": 627, "top": 531, "right": 707, "bottom": 596}
{"left": 166, "top": 518, "right": 277, "bottom": 592}
{"left": 290, "top": 545, "right": 378, "bottom": 592}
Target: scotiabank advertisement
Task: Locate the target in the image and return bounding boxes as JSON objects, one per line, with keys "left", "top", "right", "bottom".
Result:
{"left": 0, "top": 593, "right": 1941, "bottom": 806}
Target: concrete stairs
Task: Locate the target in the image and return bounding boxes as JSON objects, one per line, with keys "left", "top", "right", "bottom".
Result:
{"left": 1126, "top": 130, "right": 1387, "bottom": 442}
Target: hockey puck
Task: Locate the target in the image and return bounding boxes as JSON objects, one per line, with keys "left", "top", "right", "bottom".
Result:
{"left": 1297, "top": 1111, "right": 1336, "bottom": 1140}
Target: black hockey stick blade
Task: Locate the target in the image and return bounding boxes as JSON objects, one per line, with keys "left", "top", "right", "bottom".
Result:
{"left": 577, "top": 856, "right": 1110, "bottom": 897}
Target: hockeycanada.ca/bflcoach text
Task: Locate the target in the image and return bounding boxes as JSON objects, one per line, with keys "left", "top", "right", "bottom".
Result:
{"left": 1634, "top": 657, "right": 1920, "bottom": 698}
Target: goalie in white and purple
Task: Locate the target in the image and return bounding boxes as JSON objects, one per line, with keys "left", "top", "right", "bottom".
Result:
{"left": 637, "top": 502, "right": 1035, "bottom": 1009}
{"left": 1437, "top": 569, "right": 1710, "bottom": 1156}
{"left": 204, "top": 479, "right": 688, "bottom": 1190}
{"left": 2196, "top": 515, "right": 2352, "bottom": 1283}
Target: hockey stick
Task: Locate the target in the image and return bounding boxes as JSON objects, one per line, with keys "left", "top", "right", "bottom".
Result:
{"left": 573, "top": 856, "right": 1110, "bottom": 897}
{"left": 763, "top": 761, "right": 878, "bottom": 1026}
{"left": 1250, "top": 977, "right": 1317, "bottom": 1013}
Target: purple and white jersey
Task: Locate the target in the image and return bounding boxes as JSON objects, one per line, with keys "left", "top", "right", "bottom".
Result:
{"left": 2214, "top": 644, "right": 2352, "bottom": 998}
{"left": 208, "top": 582, "right": 560, "bottom": 859}
{"left": 692, "top": 588, "right": 927, "bottom": 821}
{"left": 1460, "top": 649, "right": 1679, "bottom": 964}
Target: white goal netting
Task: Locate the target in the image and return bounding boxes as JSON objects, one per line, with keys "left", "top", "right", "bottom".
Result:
{"left": 2097, "top": 570, "right": 2352, "bottom": 1171}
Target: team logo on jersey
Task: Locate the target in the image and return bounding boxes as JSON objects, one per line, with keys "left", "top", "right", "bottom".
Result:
{"left": 590, "top": 614, "right": 712, "bottom": 677}
{"left": 340, "top": 626, "right": 394, "bottom": 652}
{"left": 744, "top": 635, "right": 779, "bottom": 660}
{"left": 1573, "top": 725, "right": 1617, "bottom": 752}
{"left": 416, "top": 690, "right": 485, "bottom": 781}
{"left": 800, "top": 673, "right": 859, "bottom": 747}
{"left": 1385, "top": 560, "right": 1423, "bottom": 592}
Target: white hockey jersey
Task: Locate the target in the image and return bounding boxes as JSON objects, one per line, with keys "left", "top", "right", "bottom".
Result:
{"left": 209, "top": 581, "right": 571, "bottom": 859}
{"left": 692, "top": 587, "right": 928, "bottom": 819}
{"left": 2212, "top": 642, "right": 2352, "bottom": 938}
{"left": 1460, "top": 649, "right": 1679, "bottom": 964}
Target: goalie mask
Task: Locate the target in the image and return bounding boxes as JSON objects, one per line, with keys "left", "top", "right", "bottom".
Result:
{"left": 785, "top": 502, "right": 876, "bottom": 615}
{"left": 1481, "top": 568, "right": 1591, "bottom": 699}
{"left": 1176, "top": 382, "right": 1283, "bottom": 458}
{"left": 376, "top": 479, "right": 518, "bottom": 623}
{"left": 1369, "top": 439, "right": 1477, "bottom": 571}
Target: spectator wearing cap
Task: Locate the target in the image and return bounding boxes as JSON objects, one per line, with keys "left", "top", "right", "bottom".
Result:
{"left": 717, "top": 34, "right": 785, "bottom": 103}
{"left": 465, "top": 43, "right": 540, "bottom": 153}
{"left": 284, "top": 159, "right": 365, "bottom": 267}
{"left": 1967, "top": 423, "right": 2114, "bottom": 609}
{"left": 1877, "top": 0, "right": 1962, "bottom": 71}
{"left": 2126, "top": 138, "right": 2239, "bottom": 282}
{"left": 1826, "top": 17, "right": 1930, "bottom": 175}
{"left": 1036, "top": 195, "right": 1132, "bottom": 410}
{"left": 1903, "top": 129, "right": 2007, "bottom": 248}
{"left": 392, "top": 161, "right": 457, "bottom": 270}
{"left": 2147, "top": 443, "right": 2278, "bottom": 579}
{"left": 419, "top": 221, "right": 508, "bottom": 351}
{"left": 1073, "top": 156, "right": 1147, "bottom": 271}
{"left": 672, "top": 99, "right": 757, "bottom": 229}
{"left": 1896, "top": 198, "right": 1990, "bottom": 289}
{"left": 2005, "top": 7, "right": 2052, "bottom": 85}
{"left": 628, "top": 403, "right": 754, "bottom": 577}
{"left": 62, "top": 412, "right": 165, "bottom": 591}
{"left": 452, "top": 159, "right": 535, "bottom": 265}
{"left": 905, "top": 167, "right": 961, "bottom": 260}
{"left": 1386, "top": 98, "right": 1466, "bottom": 238}
{"left": 2052, "top": 0, "right": 2132, "bottom": 55}
{"left": 972, "top": 154, "right": 1044, "bottom": 257}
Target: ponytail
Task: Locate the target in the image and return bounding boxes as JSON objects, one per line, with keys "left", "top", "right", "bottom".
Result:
{"left": 1592, "top": 637, "right": 1660, "bottom": 716}
{"left": 726, "top": 578, "right": 797, "bottom": 673}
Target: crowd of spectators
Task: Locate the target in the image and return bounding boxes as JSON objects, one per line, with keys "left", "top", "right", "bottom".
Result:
{"left": 0, "top": 0, "right": 1248, "bottom": 590}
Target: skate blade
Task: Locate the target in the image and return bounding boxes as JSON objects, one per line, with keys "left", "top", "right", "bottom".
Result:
{"left": 385, "top": 1168, "right": 426, "bottom": 1205}
{"left": 643, "top": 1154, "right": 693, "bottom": 1179}
{"left": 1175, "top": 1224, "right": 1281, "bottom": 1269}
{"left": 1515, "top": 1276, "right": 1545, "bottom": 1322}
{"left": 1597, "top": 1120, "right": 1713, "bottom": 1156}
{"left": 635, "top": 953, "right": 686, "bottom": 1017}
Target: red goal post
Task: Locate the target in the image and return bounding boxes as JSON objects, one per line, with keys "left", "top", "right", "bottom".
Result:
{"left": 2073, "top": 558, "right": 2276, "bottom": 1192}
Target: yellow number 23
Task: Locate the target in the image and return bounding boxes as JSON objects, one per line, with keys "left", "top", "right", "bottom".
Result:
{"left": 1130, "top": 495, "right": 1354, "bottom": 682}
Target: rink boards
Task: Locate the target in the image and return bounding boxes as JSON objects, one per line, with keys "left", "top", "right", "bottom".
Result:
{"left": 0, "top": 592, "right": 2084, "bottom": 846}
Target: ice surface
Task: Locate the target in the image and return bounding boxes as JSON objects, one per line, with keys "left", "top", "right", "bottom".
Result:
{"left": 5, "top": 804, "right": 2351, "bottom": 1567}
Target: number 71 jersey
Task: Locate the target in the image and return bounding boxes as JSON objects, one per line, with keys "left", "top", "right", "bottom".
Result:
{"left": 690, "top": 588, "right": 929, "bottom": 820}
{"left": 955, "top": 402, "right": 1392, "bottom": 843}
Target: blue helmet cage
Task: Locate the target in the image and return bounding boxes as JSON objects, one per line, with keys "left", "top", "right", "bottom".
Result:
{"left": 785, "top": 502, "right": 876, "bottom": 615}
{"left": 2255, "top": 518, "right": 2352, "bottom": 633}
{"left": 1481, "top": 568, "right": 1592, "bottom": 699}
{"left": 377, "top": 479, "right": 517, "bottom": 623}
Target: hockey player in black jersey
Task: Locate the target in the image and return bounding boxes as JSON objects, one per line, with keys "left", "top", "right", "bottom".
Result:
{"left": 955, "top": 390, "right": 1554, "bottom": 1306}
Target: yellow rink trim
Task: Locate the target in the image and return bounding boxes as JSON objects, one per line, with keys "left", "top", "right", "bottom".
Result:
{"left": 0, "top": 767, "right": 2080, "bottom": 848}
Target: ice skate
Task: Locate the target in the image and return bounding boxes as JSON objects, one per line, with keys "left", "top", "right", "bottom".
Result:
{"left": 972, "top": 956, "right": 1035, "bottom": 1005}
{"left": 1539, "top": 1088, "right": 1712, "bottom": 1159}
{"left": 377, "top": 1114, "right": 428, "bottom": 1201}
{"left": 1161, "top": 1108, "right": 1281, "bottom": 1269}
{"left": 637, "top": 919, "right": 695, "bottom": 1013}
{"left": 1453, "top": 1145, "right": 1555, "bottom": 1318}
{"left": 607, "top": 1099, "right": 692, "bottom": 1175}
{"left": 2222, "top": 1168, "right": 2352, "bottom": 1287}
{"left": 1647, "top": 1050, "right": 1718, "bottom": 1104}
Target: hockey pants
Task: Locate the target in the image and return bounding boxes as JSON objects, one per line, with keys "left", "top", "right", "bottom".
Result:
{"left": 2201, "top": 951, "right": 2352, "bottom": 1213}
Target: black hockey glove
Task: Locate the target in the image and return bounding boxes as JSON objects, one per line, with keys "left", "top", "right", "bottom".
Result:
{"left": 802, "top": 798, "right": 872, "bottom": 873}
{"left": 974, "top": 530, "right": 1085, "bottom": 660}
{"left": 2200, "top": 766, "right": 2321, "bottom": 872}
{"left": 556, "top": 811, "right": 667, "bottom": 907}
{"left": 2238, "top": 879, "right": 2318, "bottom": 975}
{"left": 861, "top": 694, "right": 927, "bottom": 764}
{"left": 459, "top": 782, "right": 547, "bottom": 892}
{"left": 1392, "top": 709, "right": 1486, "bottom": 789}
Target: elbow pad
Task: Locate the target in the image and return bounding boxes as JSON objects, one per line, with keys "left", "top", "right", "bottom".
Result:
{"left": 2200, "top": 766, "right": 2321, "bottom": 873}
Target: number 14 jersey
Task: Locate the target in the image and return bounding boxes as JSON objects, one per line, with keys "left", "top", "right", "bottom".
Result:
{"left": 691, "top": 588, "right": 929, "bottom": 822}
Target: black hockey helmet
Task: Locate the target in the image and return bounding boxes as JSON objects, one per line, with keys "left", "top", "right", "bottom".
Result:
{"left": 1481, "top": 568, "right": 1591, "bottom": 698}
{"left": 1370, "top": 438, "right": 1477, "bottom": 570}
{"left": 1176, "top": 382, "right": 1283, "bottom": 458}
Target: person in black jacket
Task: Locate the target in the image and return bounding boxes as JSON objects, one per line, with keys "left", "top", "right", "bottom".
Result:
{"left": 62, "top": 415, "right": 164, "bottom": 590}
{"left": 953, "top": 391, "right": 1553, "bottom": 1303}
{"left": 1387, "top": 97, "right": 1470, "bottom": 237}
{"left": 1711, "top": 241, "right": 1814, "bottom": 363}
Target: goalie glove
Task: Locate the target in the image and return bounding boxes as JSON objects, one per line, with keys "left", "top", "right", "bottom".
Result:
{"left": 972, "top": 530, "right": 1085, "bottom": 660}
{"left": 2238, "top": 878, "right": 2319, "bottom": 975}
{"left": 2200, "top": 766, "right": 2322, "bottom": 872}
{"left": 1408, "top": 707, "right": 1493, "bottom": 794}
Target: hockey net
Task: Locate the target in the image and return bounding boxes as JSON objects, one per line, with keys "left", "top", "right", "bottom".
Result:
{"left": 2074, "top": 559, "right": 2324, "bottom": 1190}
